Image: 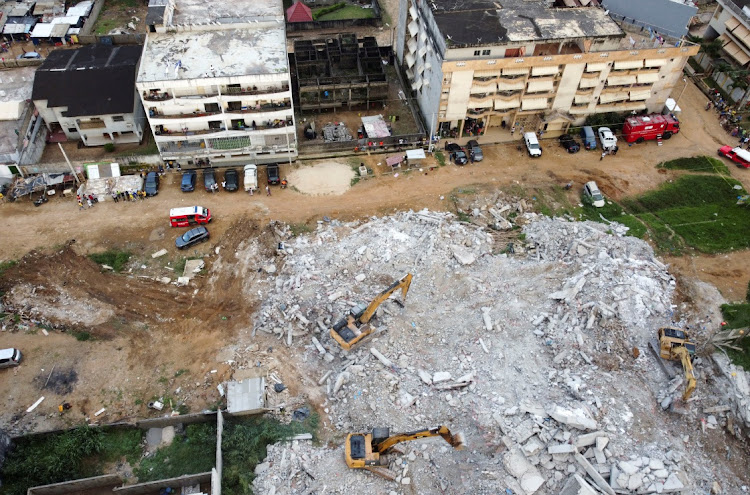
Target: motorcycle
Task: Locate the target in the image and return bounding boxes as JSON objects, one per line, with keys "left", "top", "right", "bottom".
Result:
{"left": 280, "top": 179, "right": 288, "bottom": 189}
{"left": 33, "top": 195, "right": 48, "bottom": 207}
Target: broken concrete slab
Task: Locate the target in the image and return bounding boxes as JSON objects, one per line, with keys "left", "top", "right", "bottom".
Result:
{"left": 451, "top": 245, "right": 476, "bottom": 265}
{"left": 575, "top": 453, "right": 615, "bottom": 495}
{"left": 548, "top": 405, "right": 598, "bottom": 431}
{"left": 560, "top": 474, "right": 598, "bottom": 495}
{"left": 151, "top": 249, "right": 168, "bottom": 258}
{"left": 432, "top": 371, "right": 452, "bottom": 383}
{"left": 503, "top": 447, "right": 545, "bottom": 494}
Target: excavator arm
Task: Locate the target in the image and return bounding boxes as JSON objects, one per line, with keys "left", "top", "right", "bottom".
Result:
{"left": 674, "top": 346, "right": 696, "bottom": 401}
{"left": 358, "top": 273, "right": 413, "bottom": 324}
{"left": 373, "top": 425, "right": 465, "bottom": 453}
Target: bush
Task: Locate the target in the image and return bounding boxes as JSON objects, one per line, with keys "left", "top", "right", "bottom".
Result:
{"left": 583, "top": 111, "right": 629, "bottom": 132}
{"left": 103, "top": 143, "right": 115, "bottom": 152}
{"left": 747, "top": 279, "right": 750, "bottom": 302}
{"left": 88, "top": 250, "right": 131, "bottom": 272}
{"left": 657, "top": 156, "right": 729, "bottom": 174}
{"left": 312, "top": 2, "right": 345, "bottom": 20}
{"left": 134, "top": 423, "right": 216, "bottom": 482}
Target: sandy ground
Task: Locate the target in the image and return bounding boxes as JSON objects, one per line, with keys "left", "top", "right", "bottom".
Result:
{"left": 287, "top": 160, "right": 355, "bottom": 196}
{"left": 0, "top": 77, "right": 749, "bottom": 436}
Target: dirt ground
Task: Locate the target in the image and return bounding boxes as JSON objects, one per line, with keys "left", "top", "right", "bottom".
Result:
{"left": 0, "top": 77, "right": 749, "bottom": 437}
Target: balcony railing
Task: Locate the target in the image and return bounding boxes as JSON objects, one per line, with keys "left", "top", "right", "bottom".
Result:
{"left": 143, "top": 92, "right": 173, "bottom": 102}
{"left": 77, "top": 120, "right": 107, "bottom": 130}
{"left": 224, "top": 103, "right": 292, "bottom": 115}
{"left": 150, "top": 110, "right": 222, "bottom": 119}
{"left": 223, "top": 84, "right": 290, "bottom": 96}
{"left": 156, "top": 118, "right": 293, "bottom": 137}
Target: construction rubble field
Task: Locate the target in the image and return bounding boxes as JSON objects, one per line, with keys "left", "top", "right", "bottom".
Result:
{"left": 2, "top": 191, "right": 750, "bottom": 494}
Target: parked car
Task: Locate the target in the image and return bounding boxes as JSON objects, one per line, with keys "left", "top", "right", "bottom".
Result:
{"left": 580, "top": 126, "right": 597, "bottom": 150}
{"left": 445, "top": 142, "right": 468, "bottom": 165}
{"left": 467, "top": 140, "right": 483, "bottom": 162}
{"left": 224, "top": 168, "right": 239, "bottom": 191}
{"left": 583, "top": 181, "right": 605, "bottom": 208}
{"left": 175, "top": 226, "right": 210, "bottom": 249}
{"left": 203, "top": 169, "right": 217, "bottom": 192}
{"left": 597, "top": 127, "right": 618, "bottom": 150}
{"left": 244, "top": 164, "right": 258, "bottom": 192}
{"left": 144, "top": 171, "right": 160, "bottom": 196}
{"left": 267, "top": 163, "right": 281, "bottom": 185}
{"left": 0, "top": 348, "right": 22, "bottom": 368}
{"left": 718, "top": 145, "right": 750, "bottom": 168}
{"left": 181, "top": 170, "right": 197, "bottom": 192}
{"left": 17, "top": 52, "right": 41, "bottom": 60}
{"left": 524, "top": 132, "right": 542, "bottom": 157}
{"left": 559, "top": 134, "right": 580, "bottom": 153}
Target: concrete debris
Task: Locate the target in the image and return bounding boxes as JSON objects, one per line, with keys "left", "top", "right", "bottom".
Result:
{"left": 151, "top": 249, "right": 168, "bottom": 259}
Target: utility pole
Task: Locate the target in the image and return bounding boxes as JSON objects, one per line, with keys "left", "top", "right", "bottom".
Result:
{"left": 676, "top": 77, "right": 689, "bottom": 104}
{"left": 58, "top": 142, "right": 81, "bottom": 184}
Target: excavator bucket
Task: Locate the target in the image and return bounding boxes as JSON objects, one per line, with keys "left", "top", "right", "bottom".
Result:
{"left": 450, "top": 431, "right": 466, "bottom": 450}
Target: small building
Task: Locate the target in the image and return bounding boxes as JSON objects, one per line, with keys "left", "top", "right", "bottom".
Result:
{"left": 0, "top": 67, "right": 46, "bottom": 170}
{"left": 32, "top": 44, "right": 146, "bottom": 146}
{"left": 286, "top": 1, "right": 313, "bottom": 23}
{"left": 600, "top": 0, "right": 697, "bottom": 39}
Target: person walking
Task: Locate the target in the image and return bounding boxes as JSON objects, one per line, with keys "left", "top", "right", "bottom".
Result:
{"left": 112, "top": 191, "right": 118, "bottom": 203}
{"left": 266, "top": 185, "right": 271, "bottom": 196}
{"left": 78, "top": 199, "right": 84, "bottom": 211}
{"left": 86, "top": 196, "right": 93, "bottom": 208}
{"left": 600, "top": 151, "right": 606, "bottom": 161}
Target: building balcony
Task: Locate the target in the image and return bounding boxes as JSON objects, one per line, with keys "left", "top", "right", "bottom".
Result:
{"left": 222, "top": 84, "right": 290, "bottom": 96}
{"left": 224, "top": 102, "right": 292, "bottom": 115}
{"left": 143, "top": 92, "right": 173, "bottom": 102}
{"left": 468, "top": 94, "right": 495, "bottom": 106}
{"left": 471, "top": 78, "right": 498, "bottom": 87}
{"left": 154, "top": 118, "right": 292, "bottom": 138}
{"left": 77, "top": 120, "right": 107, "bottom": 130}
{"left": 467, "top": 108, "right": 492, "bottom": 118}
{"left": 150, "top": 110, "right": 222, "bottom": 120}
{"left": 595, "top": 101, "right": 647, "bottom": 112}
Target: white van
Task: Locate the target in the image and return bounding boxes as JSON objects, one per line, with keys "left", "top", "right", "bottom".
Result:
{"left": 0, "top": 348, "right": 22, "bottom": 368}
{"left": 243, "top": 164, "right": 258, "bottom": 192}
{"left": 524, "top": 132, "right": 542, "bottom": 157}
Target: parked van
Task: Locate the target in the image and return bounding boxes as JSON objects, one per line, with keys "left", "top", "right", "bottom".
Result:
{"left": 169, "top": 206, "right": 212, "bottom": 227}
{"left": 580, "top": 126, "right": 597, "bottom": 150}
{"left": 243, "top": 164, "right": 258, "bottom": 192}
{"left": 523, "top": 132, "right": 542, "bottom": 157}
{"left": 0, "top": 348, "right": 22, "bottom": 368}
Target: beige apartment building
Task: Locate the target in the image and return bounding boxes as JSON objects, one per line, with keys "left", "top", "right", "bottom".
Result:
{"left": 395, "top": 0, "right": 699, "bottom": 139}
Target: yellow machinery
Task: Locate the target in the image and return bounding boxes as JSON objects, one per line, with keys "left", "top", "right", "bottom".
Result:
{"left": 330, "top": 273, "right": 413, "bottom": 351}
{"left": 657, "top": 327, "right": 697, "bottom": 401}
{"left": 345, "top": 426, "right": 465, "bottom": 479}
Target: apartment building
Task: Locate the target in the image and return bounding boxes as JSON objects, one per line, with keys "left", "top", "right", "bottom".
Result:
{"left": 395, "top": 0, "right": 699, "bottom": 139}
{"left": 137, "top": 0, "right": 296, "bottom": 166}
{"left": 0, "top": 67, "right": 46, "bottom": 168}
{"left": 32, "top": 44, "right": 145, "bottom": 146}
{"left": 707, "top": 0, "right": 750, "bottom": 68}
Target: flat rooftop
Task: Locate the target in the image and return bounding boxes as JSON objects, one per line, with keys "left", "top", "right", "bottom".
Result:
{"left": 430, "top": 0, "right": 622, "bottom": 46}
{"left": 138, "top": 24, "right": 287, "bottom": 82}
{"left": 171, "top": 0, "right": 282, "bottom": 26}
{"left": 0, "top": 67, "right": 36, "bottom": 103}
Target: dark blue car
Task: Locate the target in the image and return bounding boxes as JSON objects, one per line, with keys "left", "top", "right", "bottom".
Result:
{"left": 144, "top": 171, "right": 159, "bottom": 196}
{"left": 181, "top": 171, "right": 197, "bottom": 192}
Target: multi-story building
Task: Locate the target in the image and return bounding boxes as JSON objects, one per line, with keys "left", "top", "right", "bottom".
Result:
{"left": 32, "top": 44, "right": 145, "bottom": 146}
{"left": 137, "top": 0, "right": 296, "bottom": 166}
{"left": 0, "top": 67, "right": 46, "bottom": 169}
{"left": 395, "top": 0, "right": 699, "bottom": 139}
{"left": 707, "top": 0, "right": 750, "bottom": 68}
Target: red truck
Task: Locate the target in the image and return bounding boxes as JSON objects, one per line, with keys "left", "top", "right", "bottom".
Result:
{"left": 622, "top": 114, "right": 680, "bottom": 143}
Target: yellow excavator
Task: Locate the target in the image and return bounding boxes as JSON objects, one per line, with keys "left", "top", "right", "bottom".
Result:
{"left": 345, "top": 425, "right": 465, "bottom": 480}
{"left": 656, "top": 327, "right": 697, "bottom": 401}
{"left": 330, "top": 273, "right": 413, "bottom": 351}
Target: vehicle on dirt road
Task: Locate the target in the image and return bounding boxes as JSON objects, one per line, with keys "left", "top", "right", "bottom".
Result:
{"left": 169, "top": 206, "right": 212, "bottom": 227}
{"left": 622, "top": 113, "right": 680, "bottom": 143}
{"left": 559, "top": 134, "right": 580, "bottom": 153}
{"left": 524, "top": 132, "right": 542, "bottom": 157}
{"left": 181, "top": 171, "right": 197, "bottom": 192}
{"left": 718, "top": 145, "right": 750, "bottom": 168}
{"left": 144, "top": 171, "right": 160, "bottom": 196}
{"left": 467, "top": 140, "right": 483, "bottom": 162}
{"left": 267, "top": 164, "right": 281, "bottom": 185}
{"left": 224, "top": 168, "right": 239, "bottom": 191}
{"left": 445, "top": 142, "right": 468, "bottom": 165}
{"left": 244, "top": 164, "right": 258, "bottom": 192}
{"left": 597, "top": 127, "right": 617, "bottom": 150}
{"left": 580, "top": 126, "right": 597, "bottom": 150}
{"left": 583, "top": 181, "right": 605, "bottom": 208}
{"left": 175, "top": 226, "right": 210, "bottom": 249}
{"left": 203, "top": 169, "right": 217, "bottom": 192}
{"left": 0, "top": 348, "right": 22, "bottom": 368}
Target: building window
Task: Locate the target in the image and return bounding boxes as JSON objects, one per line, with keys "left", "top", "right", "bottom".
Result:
{"left": 112, "top": 116, "right": 125, "bottom": 122}
{"left": 68, "top": 128, "right": 77, "bottom": 133}
{"left": 482, "top": 50, "right": 491, "bottom": 56}
{"left": 505, "top": 48, "right": 522, "bottom": 58}
{"left": 205, "top": 103, "right": 220, "bottom": 113}
{"left": 122, "top": 131, "right": 134, "bottom": 135}
{"left": 208, "top": 121, "right": 223, "bottom": 130}
{"left": 474, "top": 50, "right": 481, "bottom": 56}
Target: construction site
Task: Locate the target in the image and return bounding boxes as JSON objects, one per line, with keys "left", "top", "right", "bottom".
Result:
{"left": 0, "top": 81, "right": 750, "bottom": 494}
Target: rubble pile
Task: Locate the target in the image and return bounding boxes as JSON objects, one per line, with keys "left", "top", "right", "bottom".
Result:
{"left": 238, "top": 209, "right": 742, "bottom": 494}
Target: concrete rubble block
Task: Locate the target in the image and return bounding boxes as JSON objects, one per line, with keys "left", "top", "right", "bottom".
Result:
{"left": 332, "top": 371, "right": 350, "bottom": 395}
{"left": 574, "top": 453, "right": 615, "bottom": 495}
{"left": 662, "top": 472, "right": 687, "bottom": 493}
{"left": 522, "top": 436, "right": 544, "bottom": 457}
{"left": 432, "top": 371, "right": 452, "bottom": 383}
{"left": 548, "top": 443, "right": 577, "bottom": 455}
{"left": 628, "top": 472, "right": 644, "bottom": 491}
{"left": 513, "top": 419, "right": 536, "bottom": 444}
{"left": 417, "top": 369, "right": 432, "bottom": 385}
{"left": 520, "top": 400, "right": 545, "bottom": 417}
{"left": 595, "top": 436, "right": 609, "bottom": 452}
{"left": 618, "top": 461, "right": 639, "bottom": 475}
{"left": 649, "top": 459, "right": 665, "bottom": 470}
{"left": 451, "top": 245, "right": 476, "bottom": 265}
{"left": 151, "top": 248, "right": 168, "bottom": 258}
{"left": 560, "top": 474, "right": 598, "bottom": 495}
{"left": 503, "top": 447, "right": 545, "bottom": 494}
{"left": 548, "top": 405, "right": 598, "bottom": 431}
{"left": 574, "top": 431, "right": 606, "bottom": 448}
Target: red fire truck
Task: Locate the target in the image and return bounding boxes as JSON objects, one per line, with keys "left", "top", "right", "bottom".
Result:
{"left": 621, "top": 114, "right": 680, "bottom": 143}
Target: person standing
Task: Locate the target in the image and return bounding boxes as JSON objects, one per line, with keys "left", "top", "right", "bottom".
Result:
{"left": 112, "top": 191, "right": 118, "bottom": 203}
{"left": 266, "top": 185, "right": 271, "bottom": 196}
{"left": 86, "top": 196, "right": 92, "bottom": 208}
{"left": 600, "top": 151, "right": 606, "bottom": 161}
{"left": 78, "top": 200, "right": 84, "bottom": 211}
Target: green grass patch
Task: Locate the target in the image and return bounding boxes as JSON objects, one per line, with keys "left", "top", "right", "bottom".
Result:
{"left": 0, "top": 425, "right": 141, "bottom": 495}
{"left": 222, "top": 414, "right": 319, "bottom": 495}
{"left": 72, "top": 330, "right": 92, "bottom": 341}
{"left": 434, "top": 150, "right": 446, "bottom": 167}
{"left": 623, "top": 175, "right": 749, "bottom": 253}
{"left": 313, "top": 3, "right": 375, "bottom": 20}
{"left": 88, "top": 250, "right": 131, "bottom": 272}
{"left": 720, "top": 303, "right": 750, "bottom": 370}
{"left": 657, "top": 156, "right": 729, "bottom": 174}
{"left": 0, "top": 260, "right": 17, "bottom": 279}
{"left": 289, "top": 223, "right": 313, "bottom": 236}
{"left": 578, "top": 199, "right": 647, "bottom": 238}
{"left": 134, "top": 423, "right": 216, "bottom": 482}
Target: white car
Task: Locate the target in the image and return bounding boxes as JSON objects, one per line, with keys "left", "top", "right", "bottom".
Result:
{"left": 524, "top": 132, "right": 542, "bottom": 157}
{"left": 243, "top": 164, "right": 258, "bottom": 192}
{"left": 583, "top": 181, "right": 605, "bottom": 208}
{"left": 597, "top": 127, "right": 617, "bottom": 150}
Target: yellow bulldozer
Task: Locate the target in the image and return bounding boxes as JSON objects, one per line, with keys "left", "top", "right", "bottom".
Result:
{"left": 330, "top": 273, "right": 412, "bottom": 351}
{"left": 345, "top": 425, "right": 465, "bottom": 480}
{"left": 654, "top": 326, "right": 697, "bottom": 402}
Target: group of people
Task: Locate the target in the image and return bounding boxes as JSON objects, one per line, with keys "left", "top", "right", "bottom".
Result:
{"left": 111, "top": 189, "right": 147, "bottom": 203}
{"left": 707, "top": 91, "right": 750, "bottom": 149}
{"left": 76, "top": 194, "right": 98, "bottom": 210}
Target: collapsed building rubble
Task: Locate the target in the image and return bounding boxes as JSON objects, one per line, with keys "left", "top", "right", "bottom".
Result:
{"left": 227, "top": 208, "right": 749, "bottom": 494}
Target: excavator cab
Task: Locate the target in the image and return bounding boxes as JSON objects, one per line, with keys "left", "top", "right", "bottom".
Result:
{"left": 656, "top": 327, "right": 697, "bottom": 402}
